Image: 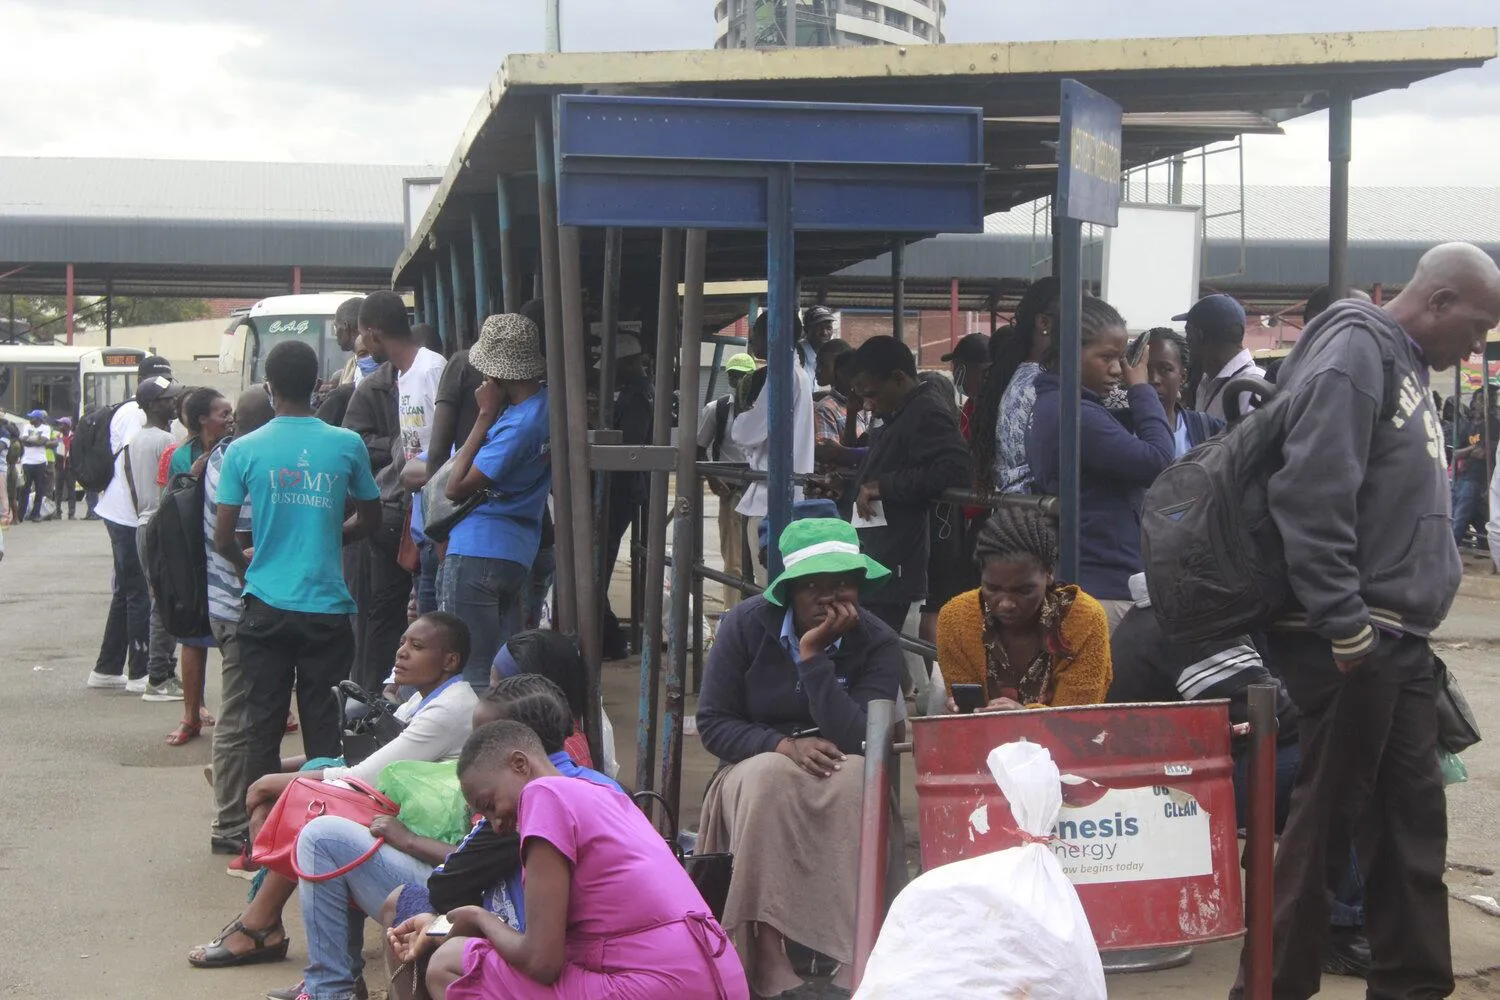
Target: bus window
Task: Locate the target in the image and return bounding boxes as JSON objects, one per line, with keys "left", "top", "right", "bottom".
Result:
{"left": 83, "top": 371, "right": 135, "bottom": 413}
{"left": 26, "top": 368, "right": 78, "bottom": 418}
{"left": 246, "top": 316, "right": 339, "bottom": 383}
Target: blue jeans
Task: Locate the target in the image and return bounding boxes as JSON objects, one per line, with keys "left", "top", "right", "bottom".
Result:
{"left": 524, "top": 545, "right": 556, "bottom": 629}
{"left": 1452, "top": 477, "right": 1488, "bottom": 545}
{"left": 439, "top": 554, "right": 529, "bottom": 690}
{"left": 296, "top": 815, "right": 435, "bottom": 1000}
{"left": 416, "top": 540, "right": 441, "bottom": 616}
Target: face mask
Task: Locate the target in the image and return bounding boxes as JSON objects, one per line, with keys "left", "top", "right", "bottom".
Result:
{"left": 357, "top": 356, "right": 380, "bottom": 377}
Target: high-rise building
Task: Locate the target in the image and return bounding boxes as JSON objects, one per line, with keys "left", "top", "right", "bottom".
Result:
{"left": 714, "top": 0, "right": 945, "bottom": 50}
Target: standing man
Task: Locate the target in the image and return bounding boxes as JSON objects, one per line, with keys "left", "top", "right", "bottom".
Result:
{"left": 130, "top": 377, "right": 189, "bottom": 703}
{"left": 697, "top": 352, "right": 756, "bottom": 609}
{"left": 342, "top": 290, "right": 442, "bottom": 693}
{"left": 847, "top": 337, "right": 971, "bottom": 706}
{"left": 599, "top": 332, "right": 653, "bottom": 657}
{"left": 1176, "top": 293, "right": 1265, "bottom": 421}
{"left": 18, "top": 408, "right": 53, "bottom": 522}
{"left": 52, "top": 416, "right": 79, "bottom": 519}
{"left": 1451, "top": 387, "right": 1499, "bottom": 549}
{"left": 1232, "top": 243, "right": 1500, "bottom": 1000}
{"left": 801, "top": 305, "right": 837, "bottom": 376}
{"left": 203, "top": 385, "right": 275, "bottom": 860}
{"left": 214, "top": 341, "right": 381, "bottom": 789}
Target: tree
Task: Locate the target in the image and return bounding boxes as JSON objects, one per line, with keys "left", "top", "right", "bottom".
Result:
{"left": 0, "top": 295, "right": 210, "bottom": 342}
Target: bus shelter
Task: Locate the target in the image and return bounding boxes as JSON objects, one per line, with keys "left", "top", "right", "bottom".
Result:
{"left": 392, "top": 28, "right": 1496, "bottom": 812}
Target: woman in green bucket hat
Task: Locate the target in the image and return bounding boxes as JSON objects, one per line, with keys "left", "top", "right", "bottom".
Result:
{"left": 695, "top": 518, "right": 906, "bottom": 1000}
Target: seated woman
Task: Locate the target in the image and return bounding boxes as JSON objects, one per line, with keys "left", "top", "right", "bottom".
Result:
{"left": 938, "top": 506, "right": 1112, "bottom": 712}
{"left": 379, "top": 673, "right": 622, "bottom": 1000}
{"left": 694, "top": 518, "right": 904, "bottom": 1000}
{"left": 188, "top": 612, "right": 479, "bottom": 970}
{"left": 391, "top": 721, "right": 748, "bottom": 1000}
{"left": 1025, "top": 296, "right": 1175, "bottom": 628}
{"left": 491, "top": 629, "right": 617, "bottom": 775}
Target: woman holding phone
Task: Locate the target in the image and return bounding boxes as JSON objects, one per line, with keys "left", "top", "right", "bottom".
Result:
{"left": 939, "top": 505, "right": 1112, "bottom": 713}
{"left": 694, "top": 519, "right": 905, "bottom": 1000}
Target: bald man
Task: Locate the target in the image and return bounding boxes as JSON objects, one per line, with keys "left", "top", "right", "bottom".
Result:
{"left": 1232, "top": 243, "right": 1500, "bottom": 1000}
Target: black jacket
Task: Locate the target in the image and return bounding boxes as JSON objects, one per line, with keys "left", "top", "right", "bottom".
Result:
{"left": 854, "top": 380, "right": 972, "bottom": 604}
{"left": 342, "top": 361, "right": 405, "bottom": 517}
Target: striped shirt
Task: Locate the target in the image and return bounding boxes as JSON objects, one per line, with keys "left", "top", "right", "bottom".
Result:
{"left": 203, "top": 440, "right": 252, "bottom": 622}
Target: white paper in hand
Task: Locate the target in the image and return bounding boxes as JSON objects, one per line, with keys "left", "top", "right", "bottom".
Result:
{"left": 851, "top": 499, "right": 887, "bottom": 529}
{"left": 853, "top": 740, "right": 1107, "bottom": 1000}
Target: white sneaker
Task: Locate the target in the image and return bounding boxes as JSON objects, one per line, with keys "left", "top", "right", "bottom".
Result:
{"left": 125, "top": 676, "right": 148, "bottom": 694}
{"left": 86, "top": 671, "right": 126, "bottom": 690}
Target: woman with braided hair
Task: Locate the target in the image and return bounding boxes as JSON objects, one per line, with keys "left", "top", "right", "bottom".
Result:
{"left": 1025, "top": 295, "right": 1174, "bottom": 625}
{"left": 969, "top": 276, "right": 1059, "bottom": 496}
{"left": 937, "top": 505, "right": 1111, "bottom": 712}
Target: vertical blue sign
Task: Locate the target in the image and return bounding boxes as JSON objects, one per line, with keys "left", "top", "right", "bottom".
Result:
{"left": 1057, "top": 80, "right": 1123, "bottom": 226}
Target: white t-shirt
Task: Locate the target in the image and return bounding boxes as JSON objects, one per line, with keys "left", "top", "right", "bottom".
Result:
{"left": 94, "top": 402, "right": 148, "bottom": 528}
{"left": 20, "top": 422, "right": 51, "bottom": 466}
{"left": 398, "top": 347, "right": 446, "bottom": 462}
{"left": 696, "top": 396, "right": 747, "bottom": 465}
{"left": 732, "top": 362, "right": 816, "bottom": 518}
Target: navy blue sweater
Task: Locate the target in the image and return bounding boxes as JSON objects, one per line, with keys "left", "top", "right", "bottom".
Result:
{"left": 1025, "top": 373, "right": 1175, "bottom": 599}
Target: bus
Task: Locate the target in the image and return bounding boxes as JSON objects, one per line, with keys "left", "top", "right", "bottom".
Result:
{"left": 0, "top": 345, "right": 147, "bottom": 422}
{"left": 221, "top": 292, "right": 362, "bottom": 393}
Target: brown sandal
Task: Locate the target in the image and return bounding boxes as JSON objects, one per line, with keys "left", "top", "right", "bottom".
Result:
{"left": 166, "top": 722, "right": 201, "bottom": 747}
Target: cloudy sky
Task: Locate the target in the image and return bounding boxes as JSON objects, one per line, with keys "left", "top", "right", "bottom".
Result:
{"left": 1, "top": 0, "right": 1495, "bottom": 186}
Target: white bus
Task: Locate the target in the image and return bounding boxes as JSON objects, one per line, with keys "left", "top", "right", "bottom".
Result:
{"left": 221, "top": 292, "right": 362, "bottom": 393}
{"left": 0, "top": 345, "right": 147, "bottom": 422}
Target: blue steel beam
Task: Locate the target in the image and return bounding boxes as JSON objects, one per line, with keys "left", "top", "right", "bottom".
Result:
{"left": 448, "top": 242, "right": 468, "bottom": 352}
{"left": 470, "top": 209, "right": 490, "bottom": 328}
{"left": 434, "top": 253, "right": 452, "bottom": 356}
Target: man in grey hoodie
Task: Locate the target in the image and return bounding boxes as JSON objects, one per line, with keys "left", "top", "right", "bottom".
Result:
{"left": 1231, "top": 244, "right": 1500, "bottom": 1000}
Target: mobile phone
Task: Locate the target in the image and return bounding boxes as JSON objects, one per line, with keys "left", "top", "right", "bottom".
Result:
{"left": 952, "top": 684, "right": 985, "bottom": 715}
{"left": 425, "top": 915, "right": 453, "bottom": 938}
{"left": 791, "top": 726, "right": 822, "bottom": 740}
{"left": 1125, "top": 328, "right": 1154, "bottom": 368}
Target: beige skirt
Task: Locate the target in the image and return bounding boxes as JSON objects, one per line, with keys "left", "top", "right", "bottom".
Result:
{"left": 697, "top": 751, "right": 903, "bottom": 969}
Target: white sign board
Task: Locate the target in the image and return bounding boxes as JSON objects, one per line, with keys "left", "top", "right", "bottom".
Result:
{"left": 1050, "top": 783, "right": 1214, "bottom": 885}
{"left": 1101, "top": 203, "right": 1203, "bottom": 332}
{"left": 404, "top": 177, "right": 442, "bottom": 244}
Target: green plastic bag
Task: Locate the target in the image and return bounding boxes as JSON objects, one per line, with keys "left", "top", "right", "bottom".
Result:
{"left": 377, "top": 759, "right": 470, "bottom": 845}
{"left": 1439, "top": 749, "right": 1469, "bottom": 787}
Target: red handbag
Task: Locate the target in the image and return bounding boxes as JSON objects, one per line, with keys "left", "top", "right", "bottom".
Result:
{"left": 251, "top": 775, "right": 399, "bottom": 882}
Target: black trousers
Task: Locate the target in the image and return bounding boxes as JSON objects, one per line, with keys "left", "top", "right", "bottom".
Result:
{"left": 237, "top": 595, "right": 355, "bottom": 786}
{"left": 350, "top": 522, "right": 414, "bottom": 695}
{"left": 1234, "top": 631, "right": 1450, "bottom": 1000}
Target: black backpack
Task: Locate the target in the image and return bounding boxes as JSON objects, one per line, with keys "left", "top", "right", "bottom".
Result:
{"left": 1141, "top": 338, "right": 1399, "bottom": 643}
{"left": 73, "top": 402, "right": 125, "bottom": 492}
{"left": 141, "top": 471, "right": 211, "bottom": 638}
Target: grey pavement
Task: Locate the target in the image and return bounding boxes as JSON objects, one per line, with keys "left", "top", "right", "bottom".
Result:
{"left": 2, "top": 518, "right": 1498, "bottom": 998}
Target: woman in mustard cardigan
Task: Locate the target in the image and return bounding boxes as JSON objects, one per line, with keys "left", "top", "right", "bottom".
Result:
{"left": 938, "top": 505, "right": 1111, "bottom": 711}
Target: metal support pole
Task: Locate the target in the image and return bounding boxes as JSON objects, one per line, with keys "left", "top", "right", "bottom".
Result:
{"left": 470, "top": 209, "right": 490, "bottom": 328}
{"left": 784, "top": 0, "right": 796, "bottom": 45}
{"left": 65, "top": 263, "right": 75, "bottom": 345}
{"left": 1244, "top": 683, "right": 1279, "bottom": 1000}
{"left": 497, "top": 175, "right": 521, "bottom": 312}
{"left": 292, "top": 265, "right": 302, "bottom": 294}
{"left": 536, "top": 112, "right": 577, "bottom": 637}
{"left": 103, "top": 279, "right": 113, "bottom": 347}
{"left": 449, "top": 242, "right": 469, "bottom": 352}
{"left": 949, "top": 277, "right": 960, "bottom": 352}
{"left": 662, "top": 228, "right": 707, "bottom": 815}
{"left": 765, "top": 168, "right": 796, "bottom": 577}
{"left": 559, "top": 225, "right": 604, "bottom": 765}
{"left": 636, "top": 229, "right": 684, "bottom": 791}
{"left": 852, "top": 698, "right": 896, "bottom": 991}
{"left": 598, "top": 228, "right": 623, "bottom": 429}
{"left": 1328, "top": 89, "right": 1353, "bottom": 300}
{"left": 435, "top": 253, "right": 452, "bottom": 358}
{"left": 423, "top": 269, "right": 438, "bottom": 336}
{"left": 544, "top": 0, "right": 561, "bottom": 52}
{"left": 891, "top": 239, "right": 906, "bottom": 342}
{"left": 1057, "top": 217, "right": 1084, "bottom": 584}
{"left": 1169, "top": 153, "right": 1185, "bottom": 205}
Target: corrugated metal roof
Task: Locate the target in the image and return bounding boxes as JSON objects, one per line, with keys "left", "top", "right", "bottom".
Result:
{"left": 0, "top": 158, "right": 438, "bottom": 224}
{"left": 983, "top": 185, "right": 1500, "bottom": 244}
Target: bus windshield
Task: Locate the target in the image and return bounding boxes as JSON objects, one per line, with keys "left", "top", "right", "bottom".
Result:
{"left": 246, "top": 315, "right": 351, "bottom": 383}
{"left": 83, "top": 371, "right": 136, "bottom": 412}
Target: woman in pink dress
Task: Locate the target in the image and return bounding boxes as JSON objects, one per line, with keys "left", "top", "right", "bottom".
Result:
{"left": 390, "top": 720, "right": 748, "bottom": 1000}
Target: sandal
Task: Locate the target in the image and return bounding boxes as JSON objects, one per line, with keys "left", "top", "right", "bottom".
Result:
{"left": 166, "top": 722, "right": 202, "bottom": 747}
{"left": 188, "top": 918, "right": 289, "bottom": 969}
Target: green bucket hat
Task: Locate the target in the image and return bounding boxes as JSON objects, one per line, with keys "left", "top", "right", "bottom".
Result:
{"left": 764, "top": 518, "right": 890, "bottom": 607}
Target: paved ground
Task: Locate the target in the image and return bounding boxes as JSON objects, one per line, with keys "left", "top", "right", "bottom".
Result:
{"left": 1, "top": 518, "right": 1498, "bottom": 998}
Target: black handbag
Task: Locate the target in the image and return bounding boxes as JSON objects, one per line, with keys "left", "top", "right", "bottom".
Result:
{"left": 421, "top": 453, "right": 490, "bottom": 543}
{"left": 632, "top": 790, "right": 734, "bottom": 921}
{"left": 1435, "top": 657, "right": 1481, "bottom": 755}
{"left": 337, "top": 681, "right": 407, "bottom": 765}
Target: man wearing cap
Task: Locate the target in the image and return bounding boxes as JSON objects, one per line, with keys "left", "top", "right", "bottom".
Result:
{"left": 1176, "top": 293, "right": 1265, "bottom": 422}
{"left": 942, "top": 332, "right": 991, "bottom": 438}
{"left": 697, "top": 353, "right": 756, "bottom": 609}
{"left": 87, "top": 374, "right": 187, "bottom": 698}
{"left": 801, "top": 306, "right": 837, "bottom": 376}
{"left": 18, "top": 408, "right": 55, "bottom": 522}
{"left": 600, "top": 332, "right": 653, "bottom": 654}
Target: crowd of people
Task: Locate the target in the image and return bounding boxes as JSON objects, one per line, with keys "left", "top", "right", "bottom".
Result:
{"left": 59, "top": 239, "right": 1500, "bottom": 1000}
{"left": 0, "top": 405, "right": 88, "bottom": 526}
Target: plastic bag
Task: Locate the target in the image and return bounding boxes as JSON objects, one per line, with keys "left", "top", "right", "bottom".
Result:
{"left": 853, "top": 741, "right": 1107, "bottom": 1000}
{"left": 376, "top": 759, "right": 470, "bottom": 845}
{"left": 1439, "top": 748, "right": 1469, "bottom": 786}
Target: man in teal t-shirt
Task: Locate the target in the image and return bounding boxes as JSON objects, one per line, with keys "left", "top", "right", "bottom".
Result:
{"left": 214, "top": 341, "right": 381, "bottom": 786}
